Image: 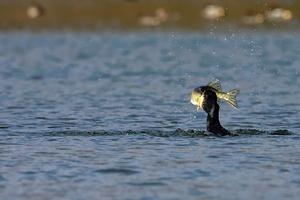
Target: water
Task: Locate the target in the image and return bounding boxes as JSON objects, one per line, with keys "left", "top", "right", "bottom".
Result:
{"left": 0, "top": 31, "right": 299, "bottom": 199}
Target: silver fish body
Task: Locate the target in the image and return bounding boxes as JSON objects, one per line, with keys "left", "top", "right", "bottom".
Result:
{"left": 190, "top": 79, "right": 239, "bottom": 109}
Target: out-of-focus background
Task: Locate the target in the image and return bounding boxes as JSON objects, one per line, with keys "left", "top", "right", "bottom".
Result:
{"left": 0, "top": 0, "right": 299, "bottom": 31}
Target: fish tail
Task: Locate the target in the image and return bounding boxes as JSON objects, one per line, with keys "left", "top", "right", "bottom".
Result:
{"left": 225, "top": 89, "right": 240, "bottom": 108}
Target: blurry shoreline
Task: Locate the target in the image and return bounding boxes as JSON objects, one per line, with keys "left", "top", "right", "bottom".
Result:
{"left": 1, "top": 0, "right": 300, "bottom": 31}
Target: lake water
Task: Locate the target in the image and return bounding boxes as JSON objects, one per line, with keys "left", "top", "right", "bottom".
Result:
{"left": 0, "top": 30, "right": 299, "bottom": 199}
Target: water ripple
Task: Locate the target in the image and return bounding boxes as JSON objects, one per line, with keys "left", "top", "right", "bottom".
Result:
{"left": 41, "top": 129, "right": 293, "bottom": 137}
{"left": 94, "top": 168, "right": 140, "bottom": 175}
{"left": 0, "top": 31, "right": 300, "bottom": 200}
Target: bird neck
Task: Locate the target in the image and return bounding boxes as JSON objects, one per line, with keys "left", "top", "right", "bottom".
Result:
{"left": 206, "top": 103, "right": 222, "bottom": 130}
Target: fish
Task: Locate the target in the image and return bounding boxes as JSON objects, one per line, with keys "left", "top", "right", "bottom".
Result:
{"left": 190, "top": 79, "right": 239, "bottom": 109}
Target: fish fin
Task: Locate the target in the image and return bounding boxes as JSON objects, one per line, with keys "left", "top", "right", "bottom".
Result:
{"left": 225, "top": 89, "right": 240, "bottom": 109}
{"left": 207, "top": 79, "right": 222, "bottom": 91}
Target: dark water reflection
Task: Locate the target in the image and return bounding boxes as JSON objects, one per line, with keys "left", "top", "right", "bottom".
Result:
{"left": 0, "top": 31, "right": 299, "bottom": 199}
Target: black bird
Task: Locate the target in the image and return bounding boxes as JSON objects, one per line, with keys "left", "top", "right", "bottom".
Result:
{"left": 202, "top": 89, "right": 232, "bottom": 136}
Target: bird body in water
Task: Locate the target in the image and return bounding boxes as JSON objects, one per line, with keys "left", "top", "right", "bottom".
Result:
{"left": 190, "top": 80, "right": 238, "bottom": 136}
{"left": 201, "top": 89, "right": 232, "bottom": 136}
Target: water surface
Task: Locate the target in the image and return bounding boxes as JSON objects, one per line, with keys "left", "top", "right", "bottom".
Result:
{"left": 0, "top": 31, "right": 299, "bottom": 199}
